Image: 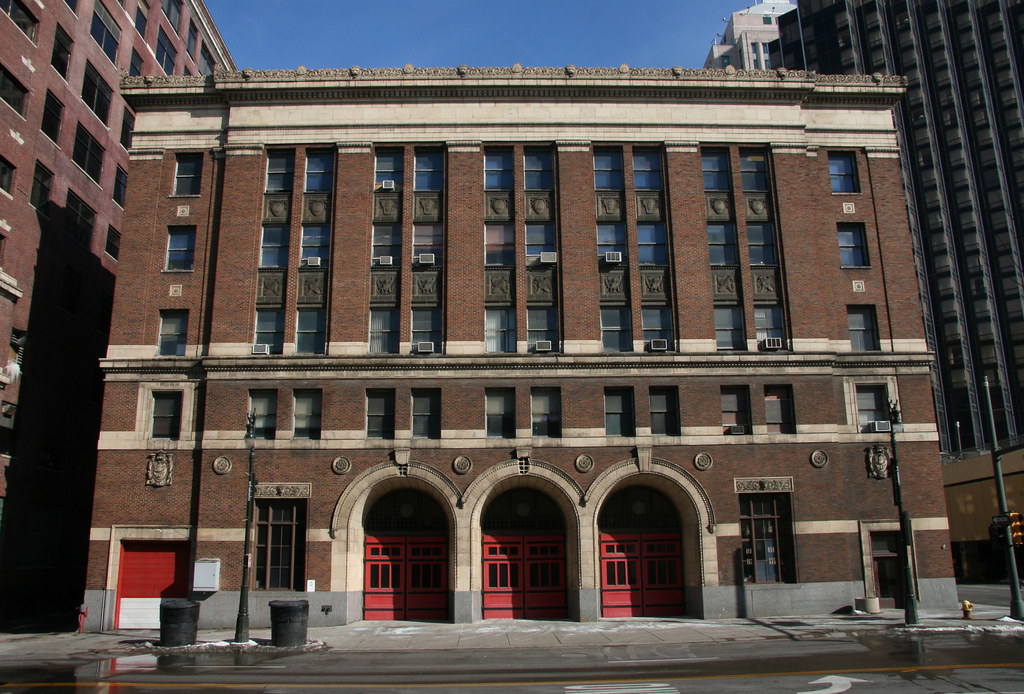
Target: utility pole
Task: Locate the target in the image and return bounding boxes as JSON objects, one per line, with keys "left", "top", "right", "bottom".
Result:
{"left": 233, "top": 411, "right": 257, "bottom": 643}
{"left": 888, "top": 400, "right": 920, "bottom": 625}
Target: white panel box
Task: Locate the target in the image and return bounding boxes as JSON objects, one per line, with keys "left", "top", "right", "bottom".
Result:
{"left": 193, "top": 558, "right": 221, "bottom": 592}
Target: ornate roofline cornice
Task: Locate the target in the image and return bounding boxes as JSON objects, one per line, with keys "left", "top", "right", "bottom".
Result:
{"left": 119, "top": 65, "right": 907, "bottom": 110}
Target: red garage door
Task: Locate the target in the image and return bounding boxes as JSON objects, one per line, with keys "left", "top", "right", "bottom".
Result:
{"left": 482, "top": 534, "right": 566, "bottom": 619}
{"left": 116, "top": 541, "right": 190, "bottom": 628}
{"left": 600, "top": 532, "right": 683, "bottom": 617}
{"left": 364, "top": 536, "right": 447, "bottom": 620}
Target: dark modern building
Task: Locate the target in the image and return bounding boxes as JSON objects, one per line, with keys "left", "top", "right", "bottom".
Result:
{"left": 0, "top": 0, "right": 232, "bottom": 626}
{"left": 776, "top": 0, "right": 1024, "bottom": 457}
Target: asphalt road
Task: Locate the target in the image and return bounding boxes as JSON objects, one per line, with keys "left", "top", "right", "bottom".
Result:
{"left": 1, "top": 628, "right": 1022, "bottom": 693}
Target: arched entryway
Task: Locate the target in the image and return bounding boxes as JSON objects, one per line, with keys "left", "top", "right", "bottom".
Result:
{"left": 364, "top": 488, "right": 448, "bottom": 621}
{"left": 598, "top": 485, "right": 684, "bottom": 617}
{"left": 481, "top": 487, "right": 567, "bottom": 619}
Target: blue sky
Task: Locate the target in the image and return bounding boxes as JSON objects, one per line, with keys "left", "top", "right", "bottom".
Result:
{"left": 204, "top": 1, "right": 771, "bottom": 72}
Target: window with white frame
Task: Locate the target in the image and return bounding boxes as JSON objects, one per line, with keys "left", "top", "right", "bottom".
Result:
{"left": 714, "top": 306, "right": 745, "bottom": 350}
{"left": 174, "top": 153, "right": 202, "bottom": 195}
{"left": 411, "top": 308, "right": 441, "bottom": 351}
{"left": 372, "top": 225, "right": 400, "bottom": 264}
{"left": 254, "top": 309, "right": 284, "bottom": 354}
{"left": 260, "top": 225, "right": 289, "bottom": 267}
{"left": 369, "top": 309, "right": 399, "bottom": 353}
{"left": 485, "top": 308, "right": 516, "bottom": 353}
{"left": 754, "top": 305, "right": 783, "bottom": 342}
{"left": 485, "top": 388, "right": 515, "bottom": 438}
{"left": 165, "top": 226, "right": 195, "bottom": 270}
{"left": 293, "top": 389, "right": 322, "bottom": 439}
{"left": 601, "top": 307, "right": 632, "bottom": 352}
{"left": 266, "top": 150, "right": 294, "bottom": 192}
{"left": 300, "top": 225, "right": 329, "bottom": 263}
{"left": 856, "top": 385, "right": 889, "bottom": 432}
{"left": 642, "top": 307, "right": 672, "bottom": 345}
{"left": 151, "top": 391, "right": 182, "bottom": 439}
{"left": 157, "top": 309, "right": 187, "bottom": 356}
{"left": 366, "top": 389, "right": 395, "bottom": 439}
{"left": 531, "top": 387, "right": 561, "bottom": 437}
{"left": 527, "top": 308, "right": 558, "bottom": 351}
{"left": 604, "top": 388, "right": 634, "bottom": 436}
{"left": 295, "top": 309, "right": 326, "bottom": 354}
{"left": 412, "top": 389, "right": 440, "bottom": 439}
{"left": 848, "top": 306, "right": 879, "bottom": 351}
{"left": 649, "top": 386, "right": 679, "bottom": 436}
{"left": 249, "top": 389, "right": 277, "bottom": 439}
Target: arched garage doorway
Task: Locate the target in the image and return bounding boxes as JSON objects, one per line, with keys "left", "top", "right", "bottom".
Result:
{"left": 481, "top": 488, "right": 567, "bottom": 619}
{"left": 598, "top": 485, "right": 683, "bottom": 617}
{"left": 364, "top": 489, "right": 448, "bottom": 621}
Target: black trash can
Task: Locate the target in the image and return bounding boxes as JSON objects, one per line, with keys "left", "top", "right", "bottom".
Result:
{"left": 159, "top": 599, "right": 199, "bottom": 647}
{"left": 269, "top": 600, "right": 308, "bottom": 647}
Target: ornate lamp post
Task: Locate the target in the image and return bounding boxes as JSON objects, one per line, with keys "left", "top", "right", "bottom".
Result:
{"left": 887, "top": 400, "right": 920, "bottom": 625}
{"left": 234, "top": 411, "right": 257, "bottom": 643}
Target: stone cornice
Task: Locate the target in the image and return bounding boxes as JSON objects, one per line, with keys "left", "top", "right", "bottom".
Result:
{"left": 99, "top": 351, "right": 935, "bottom": 378}
{"left": 119, "top": 65, "right": 907, "bottom": 110}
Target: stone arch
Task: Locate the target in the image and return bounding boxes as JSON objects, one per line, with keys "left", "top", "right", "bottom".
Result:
{"left": 328, "top": 461, "right": 461, "bottom": 613}
{"left": 585, "top": 457, "right": 720, "bottom": 615}
{"left": 461, "top": 459, "right": 585, "bottom": 612}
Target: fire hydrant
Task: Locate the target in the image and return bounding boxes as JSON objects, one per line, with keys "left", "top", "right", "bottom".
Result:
{"left": 961, "top": 599, "right": 974, "bottom": 619}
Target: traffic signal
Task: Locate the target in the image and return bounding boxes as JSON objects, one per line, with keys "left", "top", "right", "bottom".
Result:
{"left": 1011, "top": 512, "right": 1024, "bottom": 545}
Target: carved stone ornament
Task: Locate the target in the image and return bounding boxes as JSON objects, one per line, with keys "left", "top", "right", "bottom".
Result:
{"left": 485, "top": 192, "right": 512, "bottom": 222}
{"left": 596, "top": 193, "right": 623, "bottom": 221}
{"left": 452, "top": 455, "right": 472, "bottom": 475}
{"left": 297, "top": 269, "right": 326, "bottom": 307}
{"left": 411, "top": 270, "right": 440, "bottom": 305}
{"left": 485, "top": 269, "right": 514, "bottom": 305}
{"left": 810, "top": 449, "right": 829, "bottom": 469}
{"left": 146, "top": 450, "right": 174, "bottom": 487}
{"left": 867, "top": 444, "right": 890, "bottom": 480}
{"left": 693, "top": 452, "right": 714, "bottom": 471}
{"left": 374, "top": 193, "right": 401, "bottom": 223}
{"left": 303, "top": 194, "right": 330, "bottom": 224}
{"left": 370, "top": 269, "right": 398, "bottom": 305}
{"left": 263, "top": 195, "right": 290, "bottom": 223}
{"left": 734, "top": 477, "right": 794, "bottom": 493}
{"left": 574, "top": 454, "right": 594, "bottom": 473}
{"left": 600, "top": 269, "right": 627, "bottom": 302}
{"left": 255, "top": 483, "right": 311, "bottom": 498}
{"left": 256, "top": 270, "right": 285, "bottom": 306}
{"left": 712, "top": 267, "right": 739, "bottom": 299}
{"left": 414, "top": 193, "right": 441, "bottom": 223}
{"left": 636, "top": 192, "right": 663, "bottom": 222}
{"left": 212, "top": 456, "right": 232, "bottom": 475}
{"left": 640, "top": 268, "right": 668, "bottom": 301}
{"left": 705, "top": 193, "right": 732, "bottom": 221}
{"left": 526, "top": 268, "right": 555, "bottom": 304}
{"left": 746, "top": 194, "right": 770, "bottom": 221}
{"left": 752, "top": 267, "right": 779, "bottom": 300}
{"left": 331, "top": 456, "right": 351, "bottom": 475}
{"left": 525, "top": 193, "right": 553, "bottom": 222}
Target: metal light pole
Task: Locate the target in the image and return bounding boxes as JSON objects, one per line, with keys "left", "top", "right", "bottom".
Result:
{"left": 982, "top": 377, "right": 1024, "bottom": 620}
{"left": 234, "top": 411, "right": 257, "bottom": 643}
{"left": 888, "top": 400, "right": 920, "bottom": 625}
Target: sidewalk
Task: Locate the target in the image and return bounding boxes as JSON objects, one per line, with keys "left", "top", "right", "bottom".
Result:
{"left": 1, "top": 603, "right": 1022, "bottom": 663}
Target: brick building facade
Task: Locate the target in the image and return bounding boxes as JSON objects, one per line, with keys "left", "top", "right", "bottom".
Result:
{"left": 0, "top": 0, "right": 231, "bottom": 624}
{"left": 85, "top": 65, "right": 956, "bottom": 630}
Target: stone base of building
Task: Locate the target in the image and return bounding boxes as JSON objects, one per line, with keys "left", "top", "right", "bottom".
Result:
{"left": 84, "top": 577, "right": 958, "bottom": 631}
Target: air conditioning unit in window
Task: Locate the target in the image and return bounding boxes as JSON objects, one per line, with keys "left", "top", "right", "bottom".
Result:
{"left": 251, "top": 344, "right": 270, "bottom": 355}
{"left": 302, "top": 257, "right": 322, "bottom": 267}
{"left": 381, "top": 179, "right": 395, "bottom": 190}
{"left": 761, "top": 337, "right": 783, "bottom": 350}
{"left": 539, "top": 251, "right": 558, "bottom": 264}
{"left": 377, "top": 255, "right": 393, "bottom": 266}
{"left": 416, "top": 341, "right": 435, "bottom": 353}
{"left": 534, "top": 340, "right": 553, "bottom": 352}
{"left": 604, "top": 251, "right": 623, "bottom": 264}
{"left": 417, "top": 253, "right": 436, "bottom": 265}
{"left": 649, "top": 338, "right": 669, "bottom": 351}
{"left": 872, "top": 420, "right": 892, "bottom": 433}
{"left": 728, "top": 425, "right": 747, "bottom": 435}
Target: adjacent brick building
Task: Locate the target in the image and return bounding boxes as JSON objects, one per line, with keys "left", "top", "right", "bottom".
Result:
{"left": 0, "top": 0, "right": 231, "bottom": 625}
{"left": 85, "top": 64, "right": 956, "bottom": 629}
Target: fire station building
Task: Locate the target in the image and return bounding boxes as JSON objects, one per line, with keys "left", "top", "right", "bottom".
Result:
{"left": 84, "top": 64, "right": 956, "bottom": 629}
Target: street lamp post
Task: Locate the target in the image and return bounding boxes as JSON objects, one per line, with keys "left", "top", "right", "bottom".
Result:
{"left": 234, "top": 411, "right": 257, "bottom": 643}
{"left": 888, "top": 400, "right": 920, "bottom": 625}
{"left": 982, "top": 377, "right": 1024, "bottom": 620}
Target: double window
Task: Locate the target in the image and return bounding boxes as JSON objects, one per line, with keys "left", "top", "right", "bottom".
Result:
{"left": 293, "top": 390, "right": 321, "bottom": 439}
{"left": 90, "top": 2, "right": 120, "bottom": 63}
{"left": 366, "top": 389, "right": 395, "bottom": 439}
{"left": 485, "top": 388, "right": 515, "bottom": 438}
{"left": 158, "top": 310, "right": 188, "bottom": 356}
{"left": 531, "top": 388, "right": 561, "bottom": 437}
{"left": 604, "top": 388, "right": 635, "bottom": 436}
{"left": 151, "top": 392, "right": 182, "bottom": 439}
{"left": 174, "top": 154, "right": 202, "bottom": 195}
{"left": 829, "top": 152, "right": 859, "bottom": 193}
{"left": 0, "top": 65, "right": 28, "bottom": 115}
{"left": 72, "top": 124, "right": 104, "bottom": 182}
{"left": 81, "top": 62, "right": 112, "bottom": 123}
{"left": 166, "top": 226, "right": 195, "bottom": 270}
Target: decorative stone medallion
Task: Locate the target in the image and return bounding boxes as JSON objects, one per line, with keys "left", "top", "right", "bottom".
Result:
{"left": 331, "top": 456, "right": 351, "bottom": 475}
{"left": 212, "top": 456, "right": 232, "bottom": 475}
{"left": 452, "top": 455, "right": 472, "bottom": 475}
{"left": 574, "top": 454, "right": 594, "bottom": 473}
{"left": 810, "top": 449, "right": 829, "bottom": 469}
{"left": 867, "top": 444, "right": 890, "bottom": 480}
{"left": 693, "top": 451, "right": 714, "bottom": 471}
{"left": 146, "top": 450, "right": 174, "bottom": 487}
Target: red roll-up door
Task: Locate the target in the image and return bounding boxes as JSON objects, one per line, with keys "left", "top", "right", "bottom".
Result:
{"left": 364, "top": 535, "right": 447, "bottom": 620}
{"left": 483, "top": 534, "right": 566, "bottom": 619}
{"left": 116, "top": 541, "right": 190, "bottom": 628}
{"left": 600, "top": 532, "right": 682, "bottom": 617}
